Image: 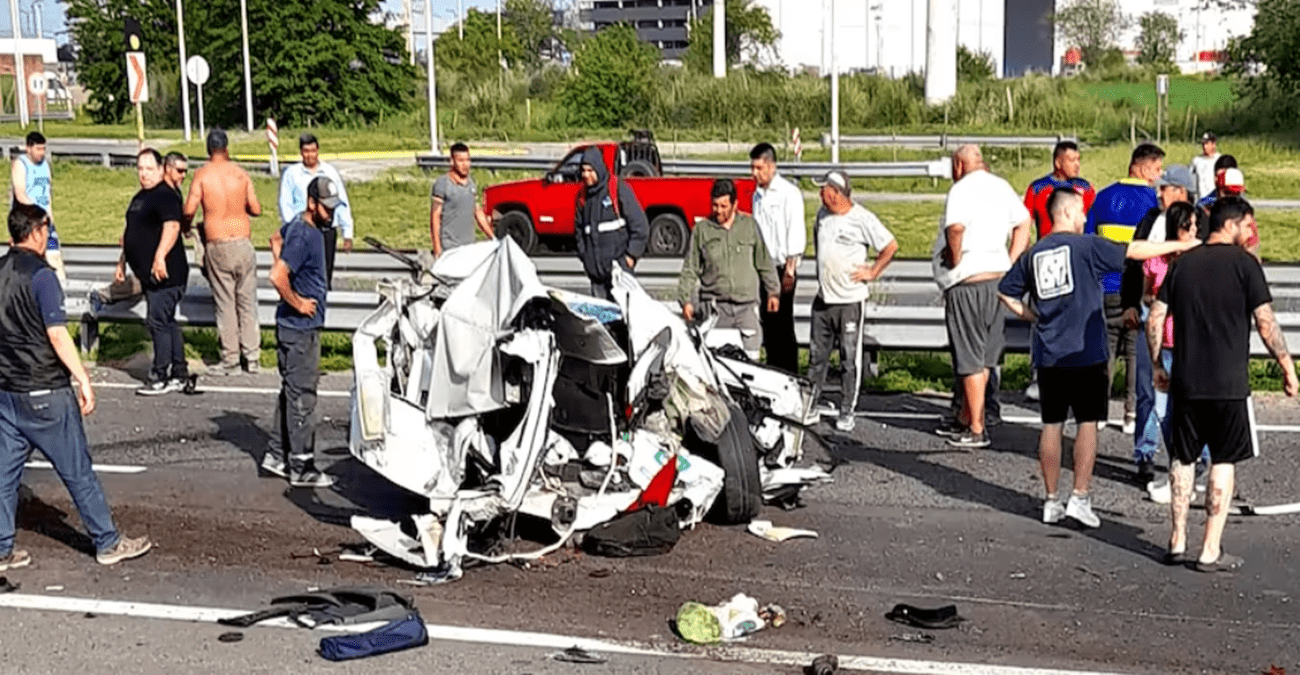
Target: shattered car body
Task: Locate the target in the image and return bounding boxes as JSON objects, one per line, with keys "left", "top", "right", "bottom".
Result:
{"left": 349, "top": 239, "right": 828, "bottom": 581}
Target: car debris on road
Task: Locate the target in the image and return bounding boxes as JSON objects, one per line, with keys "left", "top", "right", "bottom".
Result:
{"left": 346, "top": 239, "right": 832, "bottom": 582}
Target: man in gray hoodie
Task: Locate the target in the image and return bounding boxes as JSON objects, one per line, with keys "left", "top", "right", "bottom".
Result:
{"left": 574, "top": 147, "right": 649, "bottom": 299}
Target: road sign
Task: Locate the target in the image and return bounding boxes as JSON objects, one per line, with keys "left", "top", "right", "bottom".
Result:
{"left": 126, "top": 52, "right": 149, "bottom": 103}
{"left": 186, "top": 55, "right": 210, "bottom": 86}
{"left": 266, "top": 119, "right": 279, "bottom": 148}
{"left": 1156, "top": 74, "right": 1169, "bottom": 95}
{"left": 27, "top": 72, "right": 47, "bottom": 96}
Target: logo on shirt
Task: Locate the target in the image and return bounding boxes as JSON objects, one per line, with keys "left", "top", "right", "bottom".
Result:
{"left": 1033, "top": 246, "right": 1074, "bottom": 300}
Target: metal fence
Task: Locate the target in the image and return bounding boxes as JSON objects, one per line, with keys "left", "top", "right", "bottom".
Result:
{"left": 33, "top": 245, "right": 1300, "bottom": 358}
{"left": 414, "top": 154, "right": 952, "bottom": 180}
{"left": 822, "top": 134, "right": 1074, "bottom": 149}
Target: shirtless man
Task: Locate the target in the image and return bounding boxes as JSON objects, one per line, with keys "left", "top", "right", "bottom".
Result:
{"left": 183, "top": 129, "right": 263, "bottom": 374}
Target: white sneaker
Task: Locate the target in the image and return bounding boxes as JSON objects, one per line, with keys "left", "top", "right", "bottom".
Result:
{"left": 1122, "top": 413, "right": 1136, "bottom": 435}
{"left": 1096, "top": 419, "right": 1108, "bottom": 431}
{"left": 1025, "top": 382, "right": 1040, "bottom": 402}
{"left": 834, "top": 415, "right": 856, "bottom": 432}
{"left": 1147, "top": 479, "right": 1172, "bottom": 505}
{"left": 1066, "top": 494, "right": 1101, "bottom": 528}
{"left": 1043, "top": 499, "right": 1066, "bottom": 524}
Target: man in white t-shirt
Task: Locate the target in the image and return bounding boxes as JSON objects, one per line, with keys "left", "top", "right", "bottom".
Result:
{"left": 808, "top": 170, "right": 898, "bottom": 433}
{"left": 1189, "top": 132, "right": 1221, "bottom": 203}
{"left": 932, "top": 145, "right": 1033, "bottom": 448}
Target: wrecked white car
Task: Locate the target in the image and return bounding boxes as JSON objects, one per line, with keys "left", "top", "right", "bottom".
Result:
{"left": 348, "top": 239, "right": 828, "bottom": 582}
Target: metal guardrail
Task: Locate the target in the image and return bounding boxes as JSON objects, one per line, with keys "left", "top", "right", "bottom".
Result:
{"left": 415, "top": 154, "right": 952, "bottom": 180}
{"left": 4, "top": 146, "right": 274, "bottom": 173}
{"left": 821, "top": 134, "right": 1073, "bottom": 149}
{"left": 32, "top": 245, "right": 1300, "bottom": 358}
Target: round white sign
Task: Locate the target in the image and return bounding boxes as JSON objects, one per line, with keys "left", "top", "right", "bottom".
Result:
{"left": 27, "top": 72, "right": 47, "bottom": 95}
{"left": 186, "top": 55, "right": 210, "bottom": 86}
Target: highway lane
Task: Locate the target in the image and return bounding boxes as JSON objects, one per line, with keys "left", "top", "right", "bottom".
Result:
{"left": 1, "top": 366, "right": 1298, "bottom": 673}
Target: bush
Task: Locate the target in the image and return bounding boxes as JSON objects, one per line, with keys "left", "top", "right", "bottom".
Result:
{"left": 957, "top": 46, "right": 997, "bottom": 82}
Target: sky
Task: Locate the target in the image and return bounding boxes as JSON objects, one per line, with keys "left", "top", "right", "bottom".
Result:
{"left": 2, "top": 0, "right": 507, "bottom": 46}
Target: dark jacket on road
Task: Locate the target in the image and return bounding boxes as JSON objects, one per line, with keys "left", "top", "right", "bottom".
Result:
{"left": 574, "top": 147, "right": 649, "bottom": 286}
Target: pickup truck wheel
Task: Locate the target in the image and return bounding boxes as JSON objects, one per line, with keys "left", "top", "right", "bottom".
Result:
{"left": 647, "top": 213, "right": 688, "bottom": 257}
{"left": 620, "top": 159, "right": 658, "bottom": 178}
{"left": 496, "top": 211, "right": 538, "bottom": 254}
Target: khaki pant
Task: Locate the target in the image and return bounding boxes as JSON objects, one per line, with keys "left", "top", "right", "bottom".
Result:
{"left": 206, "top": 237, "right": 260, "bottom": 368}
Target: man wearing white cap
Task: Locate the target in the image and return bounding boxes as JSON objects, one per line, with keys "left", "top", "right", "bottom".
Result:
{"left": 932, "top": 145, "right": 1033, "bottom": 449}
{"left": 808, "top": 170, "right": 898, "bottom": 432}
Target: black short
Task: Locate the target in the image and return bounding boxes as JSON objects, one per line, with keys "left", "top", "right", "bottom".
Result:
{"left": 1169, "top": 397, "right": 1258, "bottom": 465}
{"left": 1038, "top": 363, "right": 1108, "bottom": 425}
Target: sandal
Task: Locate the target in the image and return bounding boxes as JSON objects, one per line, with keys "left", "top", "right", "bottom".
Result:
{"left": 1194, "top": 552, "right": 1245, "bottom": 573}
{"left": 1160, "top": 551, "right": 1189, "bottom": 566}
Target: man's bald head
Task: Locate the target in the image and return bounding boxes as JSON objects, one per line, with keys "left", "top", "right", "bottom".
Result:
{"left": 951, "top": 144, "right": 985, "bottom": 181}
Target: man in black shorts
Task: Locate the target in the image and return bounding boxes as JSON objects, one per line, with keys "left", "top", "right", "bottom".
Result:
{"left": 999, "top": 189, "right": 1196, "bottom": 528}
{"left": 1147, "top": 196, "right": 1297, "bottom": 571}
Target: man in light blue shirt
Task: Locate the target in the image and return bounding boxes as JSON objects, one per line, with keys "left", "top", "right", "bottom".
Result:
{"left": 278, "top": 133, "right": 353, "bottom": 288}
{"left": 11, "top": 132, "right": 61, "bottom": 283}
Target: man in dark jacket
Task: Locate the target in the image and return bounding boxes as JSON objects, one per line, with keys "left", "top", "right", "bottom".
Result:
{"left": 574, "top": 146, "right": 649, "bottom": 299}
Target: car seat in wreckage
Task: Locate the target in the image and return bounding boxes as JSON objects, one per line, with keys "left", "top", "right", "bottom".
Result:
{"left": 348, "top": 239, "right": 828, "bottom": 581}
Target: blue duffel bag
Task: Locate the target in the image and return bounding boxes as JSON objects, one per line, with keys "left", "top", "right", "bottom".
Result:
{"left": 318, "top": 612, "right": 428, "bottom": 661}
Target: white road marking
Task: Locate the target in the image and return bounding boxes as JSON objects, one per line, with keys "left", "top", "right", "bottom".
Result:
{"left": 24, "top": 461, "right": 146, "bottom": 474}
{"left": 856, "top": 411, "right": 1300, "bottom": 433}
{"left": 0, "top": 592, "right": 1132, "bottom": 675}
{"left": 95, "top": 382, "right": 351, "bottom": 398}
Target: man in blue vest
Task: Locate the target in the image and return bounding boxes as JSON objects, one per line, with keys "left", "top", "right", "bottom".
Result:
{"left": 1087, "top": 144, "right": 1162, "bottom": 461}
{"left": 0, "top": 204, "right": 153, "bottom": 569}
{"left": 11, "top": 132, "right": 61, "bottom": 283}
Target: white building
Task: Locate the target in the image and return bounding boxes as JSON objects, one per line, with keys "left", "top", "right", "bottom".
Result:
{"left": 752, "top": 0, "right": 1256, "bottom": 78}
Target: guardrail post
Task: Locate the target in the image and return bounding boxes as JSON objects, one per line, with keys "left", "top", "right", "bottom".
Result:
{"left": 101, "top": 152, "right": 111, "bottom": 168}
{"left": 80, "top": 315, "right": 100, "bottom": 354}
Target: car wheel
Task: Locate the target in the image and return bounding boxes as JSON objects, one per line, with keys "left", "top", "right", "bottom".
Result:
{"left": 496, "top": 210, "right": 538, "bottom": 254}
{"left": 619, "top": 159, "right": 658, "bottom": 178}
{"left": 647, "top": 213, "right": 688, "bottom": 257}
{"left": 686, "top": 402, "right": 763, "bottom": 525}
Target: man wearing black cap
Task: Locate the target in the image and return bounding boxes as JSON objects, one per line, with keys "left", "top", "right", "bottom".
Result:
{"left": 262, "top": 176, "right": 337, "bottom": 488}
{"left": 1190, "top": 132, "right": 1220, "bottom": 202}
{"left": 574, "top": 147, "right": 649, "bottom": 299}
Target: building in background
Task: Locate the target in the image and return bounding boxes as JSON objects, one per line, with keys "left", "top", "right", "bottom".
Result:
{"left": 577, "top": 0, "right": 708, "bottom": 60}
{"left": 0, "top": 38, "right": 60, "bottom": 117}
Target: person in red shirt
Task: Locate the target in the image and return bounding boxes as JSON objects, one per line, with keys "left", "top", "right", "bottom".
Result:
{"left": 1024, "top": 141, "right": 1096, "bottom": 240}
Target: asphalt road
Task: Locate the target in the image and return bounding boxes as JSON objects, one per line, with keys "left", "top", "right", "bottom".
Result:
{"left": 1, "top": 364, "right": 1299, "bottom": 674}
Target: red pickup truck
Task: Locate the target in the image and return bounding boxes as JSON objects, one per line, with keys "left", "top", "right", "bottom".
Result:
{"left": 483, "top": 142, "right": 755, "bottom": 257}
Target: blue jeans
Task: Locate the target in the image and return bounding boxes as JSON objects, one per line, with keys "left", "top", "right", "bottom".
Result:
{"left": 1155, "top": 349, "right": 1210, "bottom": 464}
{"left": 1133, "top": 307, "right": 1162, "bottom": 464}
{"left": 0, "top": 387, "right": 120, "bottom": 556}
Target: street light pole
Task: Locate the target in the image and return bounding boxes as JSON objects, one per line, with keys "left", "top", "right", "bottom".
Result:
{"left": 9, "top": 0, "right": 28, "bottom": 127}
{"left": 712, "top": 0, "right": 725, "bottom": 78}
{"left": 830, "top": 0, "right": 838, "bottom": 163}
{"left": 425, "top": 0, "right": 438, "bottom": 153}
{"left": 177, "top": 0, "right": 192, "bottom": 141}
{"left": 239, "top": 0, "right": 253, "bottom": 131}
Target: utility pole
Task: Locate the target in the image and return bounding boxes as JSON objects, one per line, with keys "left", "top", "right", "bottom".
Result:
{"left": 9, "top": 0, "right": 28, "bottom": 127}
{"left": 177, "top": 0, "right": 192, "bottom": 141}
{"left": 712, "top": 0, "right": 725, "bottom": 77}
{"left": 425, "top": 0, "right": 438, "bottom": 153}
{"left": 404, "top": 0, "right": 414, "bottom": 65}
{"left": 924, "top": 0, "right": 956, "bottom": 105}
{"left": 830, "top": 0, "right": 838, "bottom": 163}
{"left": 239, "top": 0, "right": 253, "bottom": 131}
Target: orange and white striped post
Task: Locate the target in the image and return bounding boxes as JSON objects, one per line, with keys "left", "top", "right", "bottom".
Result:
{"left": 792, "top": 127, "right": 802, "bottom": 162}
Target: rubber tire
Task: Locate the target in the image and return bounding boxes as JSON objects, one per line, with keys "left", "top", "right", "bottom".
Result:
{"left": 619, "top": 159, "right": 658, "bottom": 178}
{"left": 688, "top": 402, "right": 762, "bottom": 525}
{"left": 496, "top": 210, "right": 538, "bottom": 254}
{"left": 647, "top": 213, "right": 688, "bottom": 257}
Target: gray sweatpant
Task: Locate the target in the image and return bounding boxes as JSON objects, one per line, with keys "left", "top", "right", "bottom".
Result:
{"left": 700, "top": 299, "right": 763, "bottom": 359}
{"left": 808, "top": 296, "right": 866, "bottom": 416}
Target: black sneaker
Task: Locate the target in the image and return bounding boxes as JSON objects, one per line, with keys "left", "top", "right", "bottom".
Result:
{"left": 947, "top": 430, "right": 991, "bottom": 449}
{"left": 935, "top": 420, "right": 966, "bottom": 438}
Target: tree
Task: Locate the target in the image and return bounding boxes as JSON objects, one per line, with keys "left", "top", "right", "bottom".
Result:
{"left": 438, "top": 9, "right": 525, "bottom": 79}
{"left": 559, "top": 23, "right": 659, "bottom": 128}
{"left": 1052, "top": 0, "right": 1128, "bottom": 67}
{"left": 1136, "top": 12, "right": 1183, "bottom": 68}
{"left": 67, "top": 0, "right": 416, "bottom": 127}
{"left": 1226, "top": 0, "right": 1300, "bottom": 89}
{"left": 682, "top": 0, "right": 779, "bottom": 73}
{"left": 504, "top": 0, "right": 562, "bottom": 68}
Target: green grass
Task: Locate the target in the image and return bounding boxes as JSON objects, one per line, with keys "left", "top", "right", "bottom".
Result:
{"left": 87, "top": 323, "right": 357, "bottom": 372}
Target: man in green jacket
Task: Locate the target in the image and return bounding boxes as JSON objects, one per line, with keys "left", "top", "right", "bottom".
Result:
{"left": 678, "top": 179, "right": 780, "bottom": 360}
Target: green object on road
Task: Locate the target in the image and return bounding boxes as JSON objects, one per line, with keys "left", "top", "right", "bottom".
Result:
{"left": 675, "top": 601, "right": 722, "bottom": 644}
